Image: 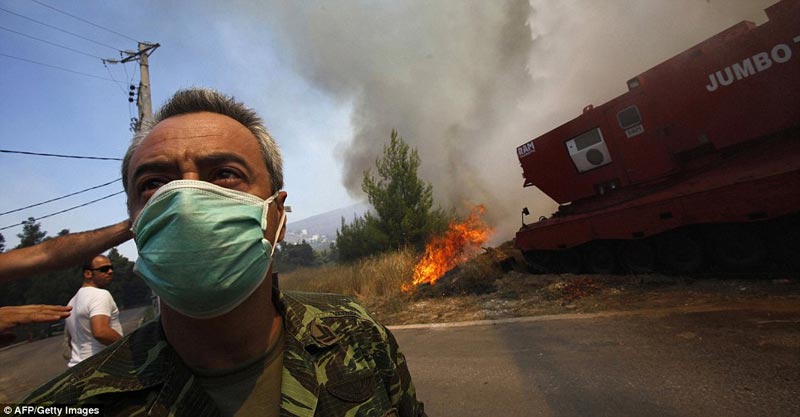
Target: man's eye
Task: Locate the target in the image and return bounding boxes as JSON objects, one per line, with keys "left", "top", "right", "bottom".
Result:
{"left": 214, "top": 168, "right": 242, "bottom": 182}
{"left": 138, "top": 178, "right": 167, "bottom": 193}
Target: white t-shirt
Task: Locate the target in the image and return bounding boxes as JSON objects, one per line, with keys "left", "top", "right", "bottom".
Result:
{"left": 65, "top": 287, "right": 123, "bottom": 367}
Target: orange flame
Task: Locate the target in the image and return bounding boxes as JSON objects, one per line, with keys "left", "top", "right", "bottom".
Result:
{"left": 402, "top": 205, "right": 493, "bottom": 292}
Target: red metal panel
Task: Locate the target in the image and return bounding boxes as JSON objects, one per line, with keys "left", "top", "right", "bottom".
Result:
{"left": 517, "top": 0, "right": 800, "bottom": 205}
{"left": 644, "top": 8, "right": 800, "bottom": 155}
{"left": 517, "top": 132, "right": 800, "bottom": 250}
{"left": 518, "top": 109, "right": 621, "bottom": 204}
{"left": 677, "top": 170, "right": 800, "bottom": 224}
{"left": 515, "top": 0, "right": 800, "bottom": 253}
{"left": 516, "top": 217, "right": 593, "bottom": 250}
{"left": 588, "top": 201, "right": 684, "bottom": 240}
{"left": 599, "top": 94, "right": 677, "bottom": 185}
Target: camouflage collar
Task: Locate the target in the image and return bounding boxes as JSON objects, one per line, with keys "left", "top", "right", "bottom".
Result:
{"left": 24, "top": 285, "right": 420, "bottom": 417}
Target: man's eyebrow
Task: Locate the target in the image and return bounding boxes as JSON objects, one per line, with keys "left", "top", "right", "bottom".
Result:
{"left": 195, "top": 152, "right": 253, "bottom": 169}
{"left": 131, "top": 160, "right": 176, "bottom": 182}
{"left": 196, "top": 152, "right": 257, "bottom": 178}
{"left": 129, "top": 152, "right": 258, "bottom": 184}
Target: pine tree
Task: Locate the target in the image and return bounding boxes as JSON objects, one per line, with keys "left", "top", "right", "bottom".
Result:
{"left": 335, "top": 213, "right": 389, "bottom": 262}
{"left": 107, "top": 247, "right": 150, "bottom": 308}
{"left": 289, "top": 240, "right": 315, "bottom": 266}
{"left": 0, "top": 233, "right": 5, "bottom": 252}
{"left": 362, "top": 130, "right": 448, "bottom": 251}
{"left": 16, "top": 217, "right": 47, "bottom": 248}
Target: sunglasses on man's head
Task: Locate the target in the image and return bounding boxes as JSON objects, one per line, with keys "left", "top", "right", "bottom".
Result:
{"left": 88, "top": 265, "right": 113, "bottom": 273}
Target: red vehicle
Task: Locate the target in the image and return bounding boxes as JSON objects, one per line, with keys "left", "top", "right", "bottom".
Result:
{"left": 515, "top": 0, "right": 800, "bottom": 273}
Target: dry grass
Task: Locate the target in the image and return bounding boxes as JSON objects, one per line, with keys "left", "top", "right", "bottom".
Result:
{"left": 276, "top": 248, "right": 800, "bottom": 326}
{"left": 278, "top": 248, "right": 418, "bottom": 316}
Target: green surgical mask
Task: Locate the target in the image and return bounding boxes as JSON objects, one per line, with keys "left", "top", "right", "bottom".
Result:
{"left": 132, "top": 180, "right": 284, "bottom": 319}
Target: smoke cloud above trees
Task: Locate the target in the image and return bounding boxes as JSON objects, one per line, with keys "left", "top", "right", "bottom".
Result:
{"left": 242, "top": 0, "right": 773, "bottom": 242}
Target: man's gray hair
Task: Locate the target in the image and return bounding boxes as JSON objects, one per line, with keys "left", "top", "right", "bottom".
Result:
{"left": 121, "top": 88, "right": 283, "bottom": 194}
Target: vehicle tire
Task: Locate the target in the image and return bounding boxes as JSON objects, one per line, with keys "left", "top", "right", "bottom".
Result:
{"left": 619, "top": 240, "right": 655, "bottom": 273}
{"left": 709, "top": 225, "right": 766, "bottom": 271}
{"left": 766, "top": 214, "right": 800, "bottom": 271}
{"left": 555, "top": 249, "right": 582, "bottom": 274}
{"left": 656, "top": 233, "right": 703, "bottom": 273}
{"left": 523, "top": 250, "right": 552, "bottom": 273}
{"left": 585, "top": 242, "right": 617, "bottom": 274}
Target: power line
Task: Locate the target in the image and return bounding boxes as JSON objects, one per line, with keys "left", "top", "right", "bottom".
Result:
{"left": 121, "top": 60, "right": 135, "bottom": 120}
{"left": 122, "top": 58, "right": 131, "bottom": 83}
{"left": 0, "top": 24, "right": 104, "bottom": 60}
{"left": 103, "top": 60, "right": 129, "bottom": 96}
{"left": 0, "top": 191, "right": 125, "bottom": 231}
{"left": 0, "top": 178, "right": 121, "bottom": 217}
{"left": 130, "top": 64, "right": 140, "bottom": 118}
{"left": 27, "top": 0, "right": 138, "bottom": 43}
{"left": 0, "top": 53, "right": 115, "bottom": 81}
{"left": 0, "top": 6, "right": 122, "bottom": 51}
{"left": 130, "top": 59, "right": 139, "bottom": 83}
{"left": 0, "top": 149, "right": 122, "bottom": 161}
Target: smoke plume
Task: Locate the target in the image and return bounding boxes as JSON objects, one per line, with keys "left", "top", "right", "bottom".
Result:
{"left": 247, "top": 0, "right": 774, "bottom": 243}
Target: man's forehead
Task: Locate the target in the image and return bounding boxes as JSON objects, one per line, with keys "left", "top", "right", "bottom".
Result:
{"left": 148, "top": 112, "right": 251, "bottom": 137}
{"left": 133, "top": 112, "right": 261, "bottom": 161}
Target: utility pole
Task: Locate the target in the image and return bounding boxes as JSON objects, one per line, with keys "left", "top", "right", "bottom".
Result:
{"left": 103, "top": 41, "right": 161, "bottom": 316}
{"left": 135, "top": 42, "right": 155, "bottom": 128}
{"left": 104, "top": 41, "right": 159, "bottom": 132}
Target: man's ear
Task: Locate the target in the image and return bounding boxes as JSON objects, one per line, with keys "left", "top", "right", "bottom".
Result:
{"left": 278, "top": 217, "right": 287, "bottom": 243}
{"left": 277, "top": 191, "right": 288, "bottom": 243}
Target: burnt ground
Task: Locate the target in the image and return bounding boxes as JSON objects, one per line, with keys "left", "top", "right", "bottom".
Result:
{"left": 363, "top": 240, "right": 800, "bottom": 325}
{"left": 367, "top": 271, "right": 800, "bottom": 326}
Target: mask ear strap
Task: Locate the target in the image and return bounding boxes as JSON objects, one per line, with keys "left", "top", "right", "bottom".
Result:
{"left": 260, "top": 201, "right": 269, "bottom": 230}
{"left": 271, "top": 211, "right": 286, "bottom": 257}
{"left": 260, "top": 192, "right": 279, "bottom": 230}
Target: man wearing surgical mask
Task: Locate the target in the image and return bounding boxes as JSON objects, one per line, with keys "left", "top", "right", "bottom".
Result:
{"left": 24, "top": 88, "right": 426, "bottom": 417}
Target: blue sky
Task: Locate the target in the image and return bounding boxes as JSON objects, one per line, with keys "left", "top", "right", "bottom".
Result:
{"left": 0, "top": 0, "right": 773, "bottom": 261}
{"left": 0, "top": 1, "right": 358, "bottom": 259}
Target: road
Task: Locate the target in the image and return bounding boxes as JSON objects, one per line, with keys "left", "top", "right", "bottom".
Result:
{"left": 391, "top": 300, "right": 800, "bottom": 417}
{"left": 1, "top": 302, "right": 798, "bottom": 417}
{"left": 0, "top": 306, "right": 147, "bottom": 402}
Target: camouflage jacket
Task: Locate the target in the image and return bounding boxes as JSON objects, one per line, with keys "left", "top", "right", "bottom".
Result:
{"left": 22, "top": 290, "right": 426, "bottom": 417}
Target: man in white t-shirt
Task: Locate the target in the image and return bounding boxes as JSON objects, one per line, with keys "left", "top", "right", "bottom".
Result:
{"left": 65, "top": 255, "right": 123, "bottom": 367}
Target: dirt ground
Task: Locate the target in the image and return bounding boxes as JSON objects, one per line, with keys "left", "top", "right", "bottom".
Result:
{"left": 368, "top": 271, "right": 800, "bottom": 325}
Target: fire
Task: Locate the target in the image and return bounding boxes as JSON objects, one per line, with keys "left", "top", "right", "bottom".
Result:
{"left": 402, "top": 205, "right": 493, "bottom": 292}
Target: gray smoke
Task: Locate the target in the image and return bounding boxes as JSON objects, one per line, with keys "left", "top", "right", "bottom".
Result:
{"left": 245, "top": 0, "right": 774, "bottom": 243}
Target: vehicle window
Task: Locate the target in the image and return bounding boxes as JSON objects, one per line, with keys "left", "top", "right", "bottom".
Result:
{"left": 617, "top": 105, "right": 641, "bottom": 129}
{"left": 572, "top": 129, "right": 603, "bottom": 151}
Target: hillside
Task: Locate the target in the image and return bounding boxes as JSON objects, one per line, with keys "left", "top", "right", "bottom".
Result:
{"left": 283, "top": 202, "right": 372, "bottom": 247}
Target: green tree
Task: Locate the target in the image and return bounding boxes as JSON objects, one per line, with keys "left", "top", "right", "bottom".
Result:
{"left": 23, "top": 267, "right": 81, "bottom": 306}
{"left": 0, "top": 232, "right": 5, "bottom": 252}
{"left": 1, "top": 219, "right": 48, "bottom": 308}
{"left": 335, "top": 213, "right": 389, "bottom": 262}
{"left": 274, "top": 241, "right": 318, "bottom": 271}
{"left": 290, "top": 240, "right": 315, "bottom": 266}
{"left": 16, "top": 217, "right": 47, "bottom": 248}
{"left": 321, "top": 242, "right": 339, "bottom": 264}
{"left": 106, "top": 248, "right": 150, "bottom": 308}
{"left": 361, "top": 130, "right": 450, "bottom": 252}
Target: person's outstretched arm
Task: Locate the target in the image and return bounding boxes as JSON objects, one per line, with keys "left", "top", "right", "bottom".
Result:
{"left": 0, "top": 304, "right": 72, "bottom": 333}
{"left": 0, "top": 220, "right": 133, "bottom": 283}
